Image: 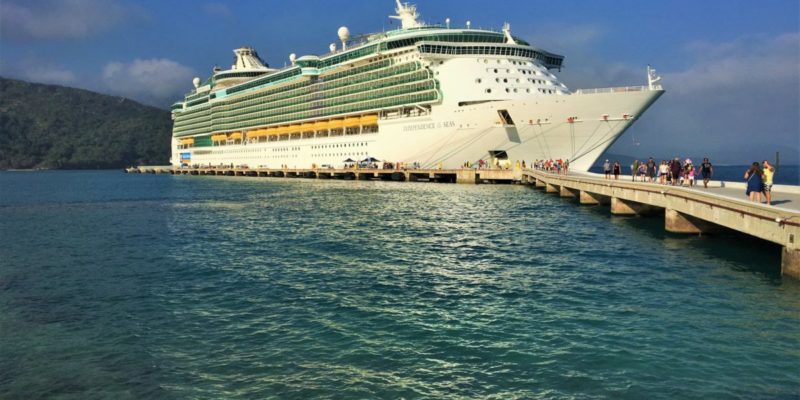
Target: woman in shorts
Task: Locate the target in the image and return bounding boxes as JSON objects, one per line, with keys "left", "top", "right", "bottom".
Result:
{"left": 745, "top": 162, "right": 763, "bottom": 202}
{"left": 658, "top": 160, "right": 669, "bottom": 184}
{"left": 685, "top": 161, "right": 695, "bottom": 187}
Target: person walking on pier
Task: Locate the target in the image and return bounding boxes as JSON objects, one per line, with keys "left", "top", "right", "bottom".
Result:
{"left": 603, "top": 159, "right": 611, "bottom": 179}
{"left": 744, "top": 162, "right": 764, "bottom": 203}
{"left": 631, "top": 159, "right": 640, "bottom": 181}
{"left": 670, "top": 158, "right": 682, "bottom": 186}
{"left": 613, "top": 161, "right": 621, "bottom": 180}
{"left": 700, "top": 158, "right": 714, "bottom": 188}
{"left": 658, "top": 160, "right": 669, "bottom": 184}
{"left": 646, "top": 158, "right": 657, "bottom": 182}
{"left": 637, "top": 162, "right": 647, "bottom": 182}
{"left": 684, "top": 159, "right": 695, "bottom": 187}
{"left": 762, "top": 160, "right": 775, "bottom": 205}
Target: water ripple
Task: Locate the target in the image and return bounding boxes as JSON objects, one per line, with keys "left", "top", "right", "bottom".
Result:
{"left": 0, "top": 172, "right": 798, "bottom": 399}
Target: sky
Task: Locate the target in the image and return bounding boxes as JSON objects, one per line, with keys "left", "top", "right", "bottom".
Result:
{"left": 1, "top": 0, "right": 798, "bottom": 163}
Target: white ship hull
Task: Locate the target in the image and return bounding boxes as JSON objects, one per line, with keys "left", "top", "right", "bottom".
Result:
{"left": 173, "top": 88, "right": 662, "bottom": 172}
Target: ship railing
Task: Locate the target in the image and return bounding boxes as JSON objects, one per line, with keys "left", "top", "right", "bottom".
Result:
{"left": 573, "top": 85, "right": 662, "bottom": 95}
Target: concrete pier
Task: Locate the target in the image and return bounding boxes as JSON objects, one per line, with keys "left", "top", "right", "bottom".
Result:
{"left": 782, "top": 248, "right": 800, "bottom": 279}
{"left": 579, "top": 190, "right": 609, "bottom": 205}
{"left": 524, "top": 169, "right": 800, "bottom": 280}
{"left": 131, "top": 166, "right": 519, "bottom": 185}
{"left": 559, "top": 186, "right": 578, "bottom": 198}
{"left": 665, "top": 208, "right": 718, "bottom": 234}
{"left": 611, "top": 197, "right": 660, "bottom": 216}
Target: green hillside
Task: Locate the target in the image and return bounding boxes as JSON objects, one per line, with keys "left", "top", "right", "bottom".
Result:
{"left": 0, "top": 77, "right": 172, "bottom": 169}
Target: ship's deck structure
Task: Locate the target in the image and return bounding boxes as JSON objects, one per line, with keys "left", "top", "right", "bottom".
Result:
{"left": 169, "top": 1, "right": 662, "bottom": 171}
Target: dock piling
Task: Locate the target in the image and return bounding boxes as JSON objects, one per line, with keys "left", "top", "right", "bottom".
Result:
{"left": 782, "top": 247, "right": 800, "bottom": 279}
{"left": 665, "top": 208, "right": 719, "bottom": 234}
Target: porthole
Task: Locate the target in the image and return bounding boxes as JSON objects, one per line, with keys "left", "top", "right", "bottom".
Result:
{"left": 476, "top": 78, "right": 482, "bottom": 83}
{"left": 486, "top": 88, "right": 492, "bottom": 93}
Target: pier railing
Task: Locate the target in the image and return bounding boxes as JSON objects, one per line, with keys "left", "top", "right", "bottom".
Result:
{"left": 574, "top": 85, "right": 660, "bottom": 95}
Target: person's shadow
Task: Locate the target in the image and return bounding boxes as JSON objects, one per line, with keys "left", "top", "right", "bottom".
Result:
{"left": 769, "top": 200, "right": 791, "bottom": 206}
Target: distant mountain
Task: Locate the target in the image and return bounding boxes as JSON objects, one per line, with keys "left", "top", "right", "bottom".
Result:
{"left": 0, "top": 77, "right": 171, "bottom": 169}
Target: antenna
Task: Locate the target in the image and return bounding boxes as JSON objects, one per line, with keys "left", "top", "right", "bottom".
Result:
{"left": 647, "top": 65, "right": 662, "bottom": 89}
{"left": 329, "top": 43, "right": 336, "bottom": 53}
{"left": 502, "top": 22, "right": 516, "bottom": 44}
{"left": 466, "top": 20, "right": 471, "bottom": 29}
{"left": 445, "top": 17, "right": 450, "bottom": 28}
{"left": 289, "top": 53, "right": 297, "bottom": 66}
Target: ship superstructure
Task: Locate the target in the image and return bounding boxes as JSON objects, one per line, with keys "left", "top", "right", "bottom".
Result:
{"left": 170, "top": 1, "right": 663, "bottom": 171}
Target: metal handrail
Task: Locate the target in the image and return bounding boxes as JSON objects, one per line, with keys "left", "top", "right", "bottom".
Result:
{"left": 574, "top": 85, "right": 662, "bottom": 95}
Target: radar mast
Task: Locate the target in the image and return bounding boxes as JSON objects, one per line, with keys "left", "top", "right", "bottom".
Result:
{"left": 390, "top": 0, "right": 423, "bottom": 29}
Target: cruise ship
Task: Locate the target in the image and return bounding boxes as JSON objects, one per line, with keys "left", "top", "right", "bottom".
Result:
{"left": 170, "top": 1, "right": 664, "bottom": 172}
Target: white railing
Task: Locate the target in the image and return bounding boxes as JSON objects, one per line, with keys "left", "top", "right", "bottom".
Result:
{"left": 574, "top": 85, "right": 662, "bottom": 95}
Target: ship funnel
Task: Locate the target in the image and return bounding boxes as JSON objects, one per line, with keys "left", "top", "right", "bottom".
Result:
{"left": 232, "top": 47, "right": 268, "bottom": 70}
{"left": 390, "top": 1, "right": 423, "bottom": 29}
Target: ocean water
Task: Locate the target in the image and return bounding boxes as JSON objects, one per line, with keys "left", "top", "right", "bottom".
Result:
{"left": 1, "top": 171, "right": 798, "bottom": 399}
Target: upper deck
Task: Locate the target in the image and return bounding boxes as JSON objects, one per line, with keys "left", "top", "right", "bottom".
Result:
{"left": 174, "top": 26, "right": 564, "bottom": 111}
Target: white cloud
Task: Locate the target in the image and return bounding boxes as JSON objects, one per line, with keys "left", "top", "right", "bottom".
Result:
{"left": 26, "top": 65, "right": 77, "bottom": 85}
{"left": 0, "top": 0, "right": 138, "bottom": 41}
{"left": 102, "top": 58, "right": 196, "bottom": 106}
{"left": 666, "top": 33, "right": 799, "bottom": 95}
{"left": 0, "top": 56, "right": 77, "bottom": 85}
{"left": 606, "top": 33, "right": 800, "bottom": 163}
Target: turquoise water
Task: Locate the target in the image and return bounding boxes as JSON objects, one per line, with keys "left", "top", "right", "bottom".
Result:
{"left": 1, "top": 171, "right": 798, "bottom": 399}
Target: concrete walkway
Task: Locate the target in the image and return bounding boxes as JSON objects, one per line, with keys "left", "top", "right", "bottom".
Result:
{"left": 570, "top": 172, "right": 800, "bottom": 212}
